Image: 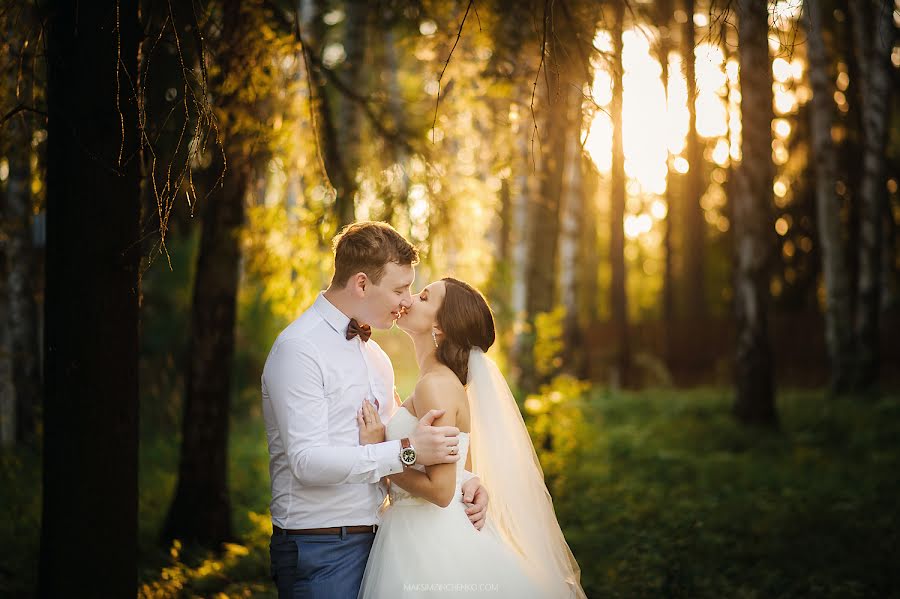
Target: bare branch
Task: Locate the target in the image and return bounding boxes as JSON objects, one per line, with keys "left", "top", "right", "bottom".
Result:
{"left": 0, "top": 103, "right": 47, "bottom": 127}
{"left": 530, "top": 0, "right": 552, "bottom": 168}
{"left": 432, "top": 0, "right": 475, "bottom": 143}
{"left": 293, "top": 14, "right": 421, "bottom": 161}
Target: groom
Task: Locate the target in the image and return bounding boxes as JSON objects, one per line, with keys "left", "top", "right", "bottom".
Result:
{"left": 262, "top": 221, "right": 489, "bottom": 598}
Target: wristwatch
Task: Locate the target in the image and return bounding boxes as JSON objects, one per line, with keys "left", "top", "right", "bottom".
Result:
{"left": 399, "top": 437, "right": 417, "bottom": 466}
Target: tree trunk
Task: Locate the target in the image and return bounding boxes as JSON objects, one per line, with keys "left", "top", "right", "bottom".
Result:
{"left": 160, "top": 0, "right": 259, "bottom": 547}
{"left": 511, "top": 99, "right": 535, "bottom": 385}
{"left": 803, "top": 0, "right": 854, "bottom": 394}
{"left": 559, "top": 84, "right": 586, "bottom": 375}
{"left": 0, "top": 217, "right": 14, "bottom": 447}
{"left": 523, "top": 30, "right": 570, "bottom": 389}
{"left": 485, "top": 86, "right": 515, "bottom": 329}
{"left": 579, "top": 157, "right": 600, "bottom": 379}
{"left": 682, "top": 0, "right": 707, "bottom": 320}
{"left": 658, "top": 0, "right": 676, "bottom": 368}
{"left": 883, "top": 203, "right": 898, "bottom": 313}
{"left": 731, "top": 0, "right": 777, "bottom": 426}
{"left": 609, "top": 1, "right": 630, "bottom": 388}
{"left": 161, "top": 154, "right": 246, "bottom": 547}
{"left": 849, "top": 0, "right": 895, "bottom": 393}
{"left": 333, "top": 0, "right": 368, "bottom": 227}
{"left": 382, "top": 26, "right": 409, "bottom": 223}
{"left": 39, "top": 0, "right": 141, "bottom": 595}
{"left": 494, "top": 176, "right": 513, "bottom": 312}
{"left": 300, "top": 0, "right": 363, "bottom": 231}
{"left": 526, "top": 102, "right": 566, "bottom": 317}
{"left": 5, "top": 31, "right": 41, "bottom": 445}
{"left": 840, "top": 0, "right": 862, "bottom": 321}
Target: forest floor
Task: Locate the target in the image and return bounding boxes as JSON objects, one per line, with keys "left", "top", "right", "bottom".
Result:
{"left": 1, "top": 387, "right": 898, "bottom": 598}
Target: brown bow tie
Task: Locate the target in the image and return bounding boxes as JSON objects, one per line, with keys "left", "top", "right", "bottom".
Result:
{"left": 346, "top": 318, "right": 372, "bottom": 342}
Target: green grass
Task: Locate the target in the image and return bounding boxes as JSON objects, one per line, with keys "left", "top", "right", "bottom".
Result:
{"left": 2, "top": 388, "right": 898, "bottom": 597}
{"left": 536, "top": 387, "right": 900, "bottom": 598}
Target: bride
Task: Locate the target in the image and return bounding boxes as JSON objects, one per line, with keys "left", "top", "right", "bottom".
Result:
{"left": 357, "top": 277, "right": 586, "bottom": 598}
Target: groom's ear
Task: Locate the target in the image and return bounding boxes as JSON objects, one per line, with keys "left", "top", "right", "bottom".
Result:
{"left": 353, "top": 272, "right": 368, "bottom": 295}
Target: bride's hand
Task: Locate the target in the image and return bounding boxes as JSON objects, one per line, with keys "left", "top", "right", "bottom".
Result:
{"left": 357, "top": 399, "right": 385, "bottom": 445}
{"left": 461, "top": 478, "right": 488, "bottom": 531}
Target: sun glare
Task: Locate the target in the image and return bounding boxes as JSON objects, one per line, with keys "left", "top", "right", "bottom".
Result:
{"left": 583, "top": 15, "right": 805, "bottom": 243}
{"left": 584, "top": 33, "right": 735, "bottom": 189}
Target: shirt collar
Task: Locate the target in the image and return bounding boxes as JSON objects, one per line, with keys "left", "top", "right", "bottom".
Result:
{"left": 313, "top": 292, "right": 353, "bottom": 338}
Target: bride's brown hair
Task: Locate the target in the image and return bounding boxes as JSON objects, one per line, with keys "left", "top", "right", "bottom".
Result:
{"left": 434, "top": 278, "right": 496, "bottom": 385}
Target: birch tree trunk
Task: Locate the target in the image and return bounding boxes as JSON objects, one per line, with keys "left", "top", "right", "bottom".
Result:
{"left": 511, "top": 100, "right": 535, "bottom": 384}
{"left": 731, "top": 0, "right": 777, "bottom": 426}
{"left": 803, "top": 0, "right": 854, "bottom": 394}
{"left": 849, "top": 0, "right": 895, "bottom": 393}
{"left": 559, "top": 85, "right": 586, "bottom": 374}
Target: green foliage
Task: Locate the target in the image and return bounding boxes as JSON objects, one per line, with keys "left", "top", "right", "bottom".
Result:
{"left": 0, "top": 446, "right": 41, "bottom": 596}
{"left": 533, "top": 305, "right": 567, "bottom": 378}
{"left": 241, "top": 203, "right": 332, "bottom": 324}
{"left": 137, "top": 418, "right": 274, "bottom": 597}
{"left": 524, "top": 374, "right": 593, "bottom": 479}
{"left": 537, "top": 389, "right": 900, "bottom": 598}
{"left": 140, "top": 231, "right": 200, "bottom": 429}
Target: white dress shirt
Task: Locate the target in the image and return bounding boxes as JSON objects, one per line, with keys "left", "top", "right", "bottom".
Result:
{"left": 262, "top": 292, "right": 405, "bottom": 529}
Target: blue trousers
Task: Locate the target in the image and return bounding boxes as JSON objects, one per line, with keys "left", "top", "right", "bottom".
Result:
{"left": 270, "top": 528, "right": 375, "bottom": 599}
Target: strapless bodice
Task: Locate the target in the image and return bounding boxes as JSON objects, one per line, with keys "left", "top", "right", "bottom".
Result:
{"left": 385, "top": 408, "right": 469, "bottom": 506}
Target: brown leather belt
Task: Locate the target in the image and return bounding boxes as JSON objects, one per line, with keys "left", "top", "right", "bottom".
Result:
{"left": 273, "top": 524, "right": 377, "bottom": 536}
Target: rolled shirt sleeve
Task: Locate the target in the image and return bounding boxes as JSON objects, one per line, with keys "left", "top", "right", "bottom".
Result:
{"left": 265, "top": 338, "right": 404, "bottom": 485}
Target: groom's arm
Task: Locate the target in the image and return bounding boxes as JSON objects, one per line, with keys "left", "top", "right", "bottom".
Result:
{"left": 265, "top": 339, "right": 404, "bottom": 485}
{"left": 385, "top": 377, "right": 460, "bottom": 507}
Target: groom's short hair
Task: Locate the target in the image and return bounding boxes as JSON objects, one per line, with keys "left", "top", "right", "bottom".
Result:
{"left": 331, "top": 221, "right": 419, "bottom": 288}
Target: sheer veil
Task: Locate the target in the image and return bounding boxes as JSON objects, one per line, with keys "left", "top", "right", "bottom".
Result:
{"left": 466, "top": 348, "right": 587, "bottom": 598}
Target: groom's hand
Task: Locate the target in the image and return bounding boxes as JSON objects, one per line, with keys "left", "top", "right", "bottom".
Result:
{"left": 410, "top": 409, "right": 460, "bottom": 466}
{"left": 461, "top": 478, "right": 488, "bottom": 531}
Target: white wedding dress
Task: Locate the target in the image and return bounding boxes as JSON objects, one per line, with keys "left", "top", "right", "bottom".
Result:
{"left": 357, "top": 408, "right": 548, "bottom": 598}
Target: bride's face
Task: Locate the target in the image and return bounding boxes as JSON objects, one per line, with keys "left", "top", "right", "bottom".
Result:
{"left": 397, "top": 280, "right": 446, "bottom": 335}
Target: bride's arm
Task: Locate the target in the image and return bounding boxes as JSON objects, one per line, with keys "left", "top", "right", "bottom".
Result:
{"left": 387, "top": 376, "right": 462, "bottom": 508}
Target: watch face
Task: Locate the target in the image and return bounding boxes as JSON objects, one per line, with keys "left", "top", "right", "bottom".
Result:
{"left": 401, "top": 447, "right": 416, "bottom": 465}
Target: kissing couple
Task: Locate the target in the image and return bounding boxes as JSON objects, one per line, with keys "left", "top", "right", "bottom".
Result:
{"left": 262, "top": 221, "right": 586, "bottom": 598}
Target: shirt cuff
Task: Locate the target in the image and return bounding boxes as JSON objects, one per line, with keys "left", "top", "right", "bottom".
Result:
{"left": 374, "top": 439, "right": 404, "bottom": 477}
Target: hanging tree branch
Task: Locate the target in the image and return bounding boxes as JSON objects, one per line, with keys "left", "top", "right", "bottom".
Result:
{"left": 0, "top": 103, "right": 47, "bottom": 127}
{"left": 432, "top": 0, "right": 477, "bottom": 143}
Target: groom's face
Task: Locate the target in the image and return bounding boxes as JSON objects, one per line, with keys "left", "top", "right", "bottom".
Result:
{"left": 360, "top": 261, "right": 415, "bottom": 330}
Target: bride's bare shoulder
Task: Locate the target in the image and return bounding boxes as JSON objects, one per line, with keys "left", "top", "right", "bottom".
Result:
{"left": 413, "top": 369, "right": 465, "bottom": 410}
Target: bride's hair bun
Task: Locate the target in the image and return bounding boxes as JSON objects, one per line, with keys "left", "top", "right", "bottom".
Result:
{"left": 435, "top": 278, "right": 496, "bottom": 385}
